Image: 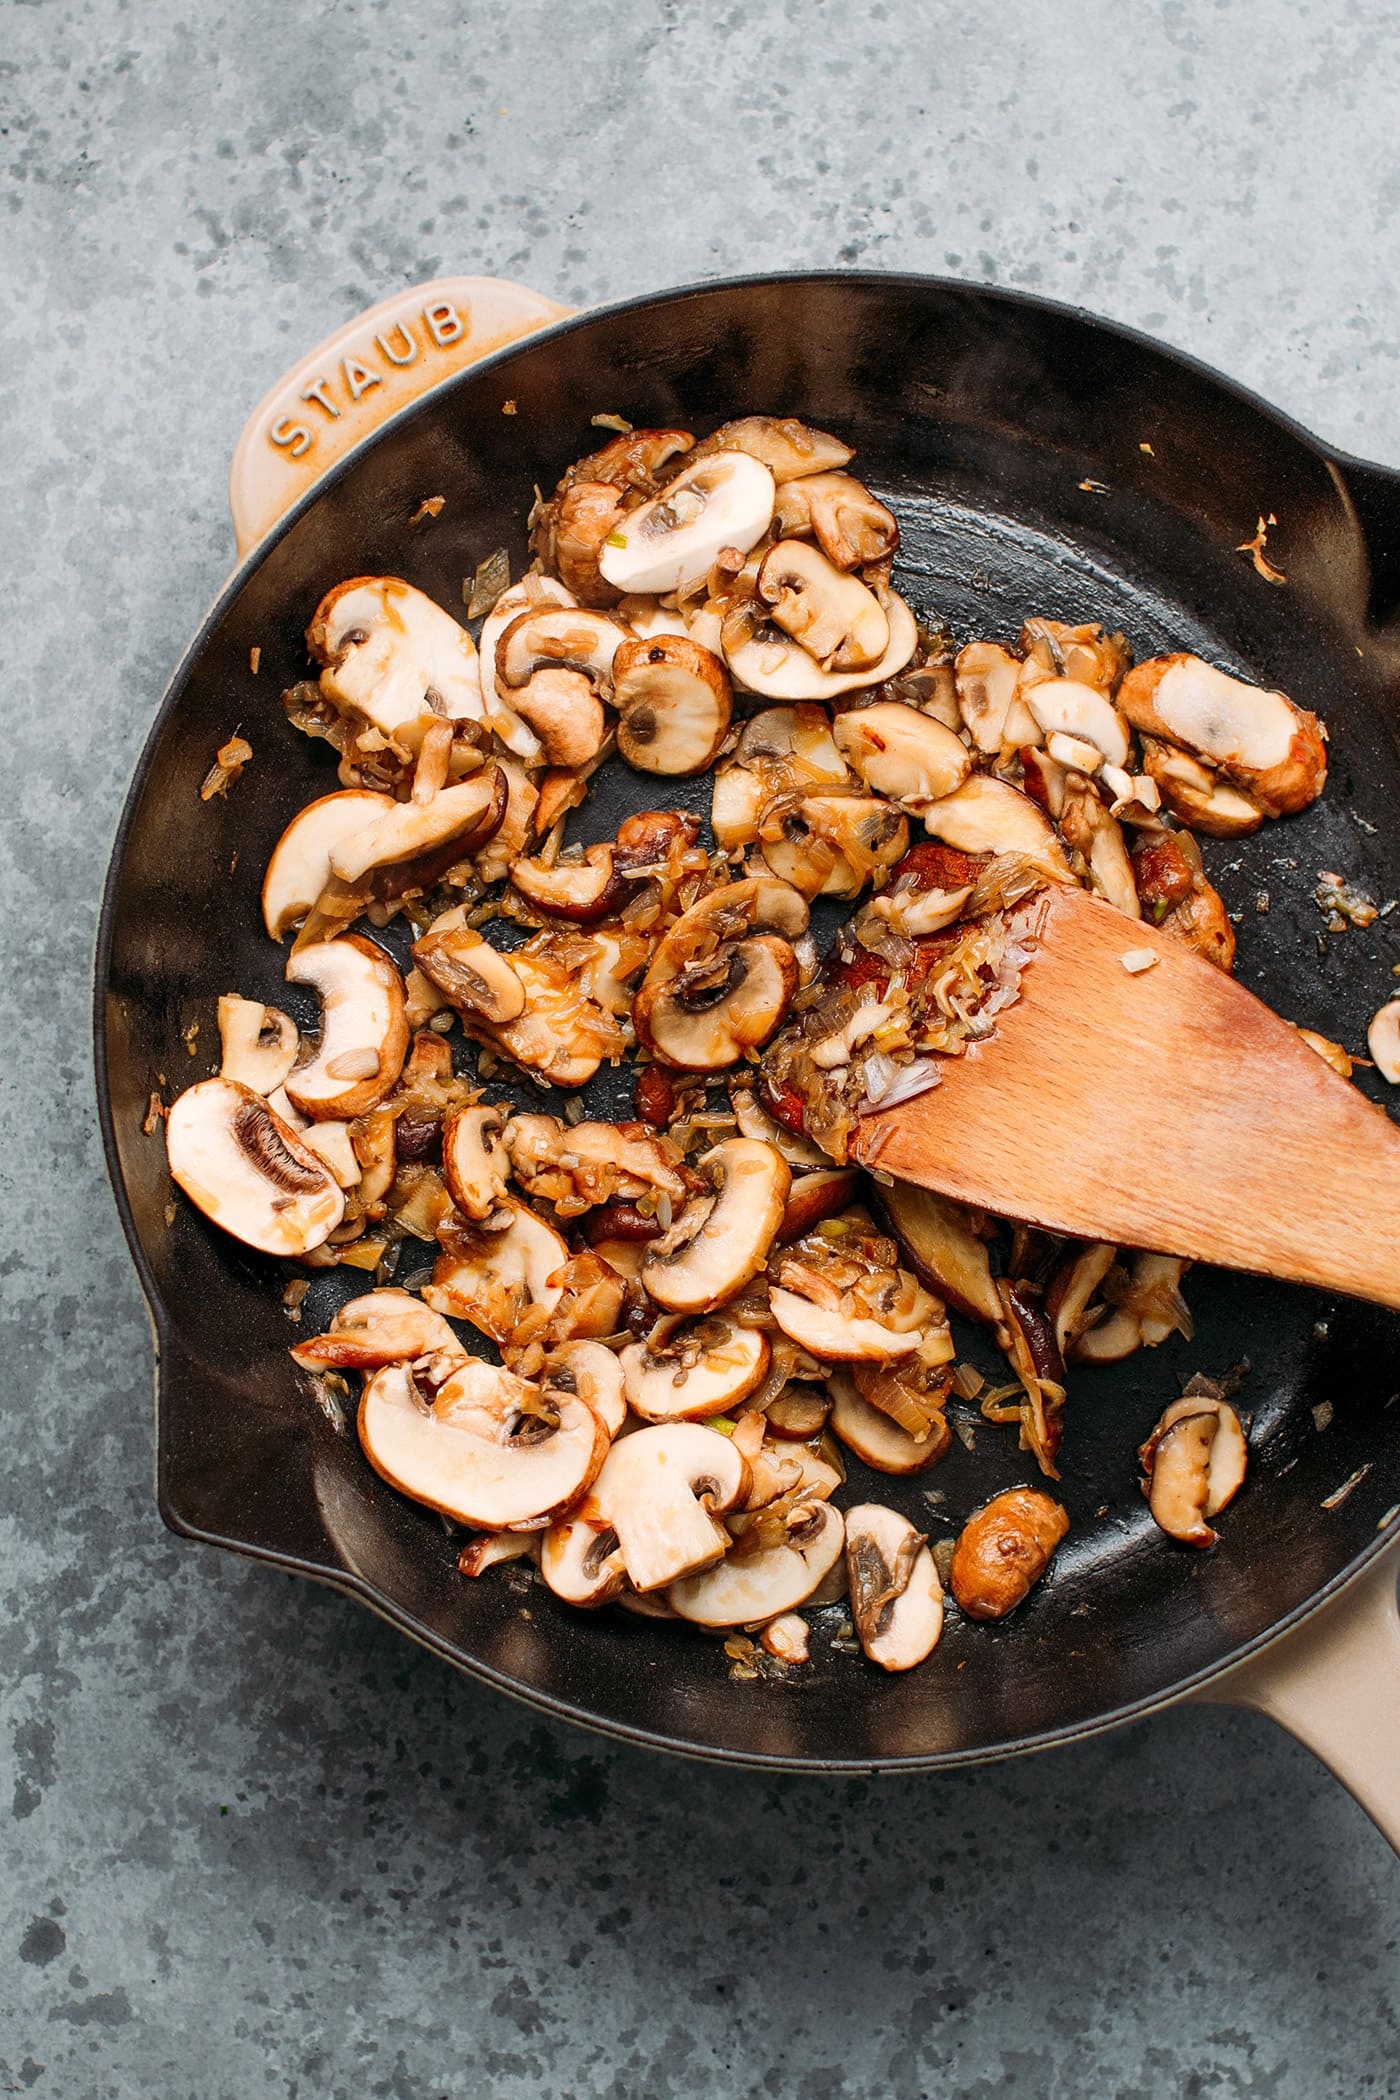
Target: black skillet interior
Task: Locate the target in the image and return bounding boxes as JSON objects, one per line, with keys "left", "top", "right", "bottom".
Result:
{"left": 98, "top": 274, "right": 1400, "bottom": 1769}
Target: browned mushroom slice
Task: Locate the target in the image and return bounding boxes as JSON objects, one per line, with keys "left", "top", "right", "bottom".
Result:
{"left": 621, "top": 1312, "right": 770, "bottom": 1422}
{"left": 1044, "top": 1240, "right": 1118, "bottom": 1359}
{"left": 1059, "top": 780, "right": 1140, "bottom": 919}
{"left": 920, "top": 776, "right": 1073, "bottom": 880}
{"left": 1071, "top": 1251, "right": 1192, "bottom": 1363}
{"left": 763, "top": 1384, "right": 832, "bottom": 1439}
{"left": 504, "top": 1112, "right": 686, "bottom": 1209}
{"left": 1018, "top": 617, "right": 1129, "bottom": 694}
{"left": 359, "top": 1358, "right": 608, "bottom": 1530}
{"left": 308, "top": 577, "right": 483, "bottom": 739}
{"left": 773, "top": 472, "right": 899, "bottom": 569}
{"left": 844, "top": 1504, "right": 944, "bottom": 1671}
{"left": 876, "top": 1179, "right": 1002, "bottom": 1326}
{"left": 641, "top": 1139, "right": 790, "bottom": 1313}
{"left": 494, "top": 606, "right": 626, "bottom": 767}
{"left": 166, "top": 1076, "right": 345, "bottom": 1256}
{"left": 949, "top": 1488, "right": 1069, "bottom": 1620}
{"left": 284, "top": 935, "right": 409, "bottom": 1121}
{"left": 756, "top": 540, "right": 891, "bottom": 674}
{"left": 1138, "top": 737, "right": 1266, "bottom": 837}
{"left": 611, "top": 634, "right": 733, "bottom": 776}
{"left": 634, "top": 937, "right": 798, "bottom": 1069}
{"left": 587, "top": 1421, "right": 750, "bottom": 1591}
{"left": 760, "top": 792, "right": 909, "bottom": 901}
{"left": 833, "top": 702, "right": 972, "bottom": 811}
{"left": 723, "top": 589, "right": 918, "bottom": 700}
{"left": 562, "top": 426, "right": 697, "bottom": 497}
{"left": 1139, "top": 1392, "right": 1248, "bottom": 1544}
{"left": 540, "top": 1506, "right": 628, "bottom": 1606}
{"left": 327, "top": 768, "right": 506, "bottom": 884}
{"left": 509, "top": 843, "right": 629, "bottom": 923}
{"left": 955, "top": 641, "right": 1039, "bottom": 752}
{"left": 669, "top": 1500, "right": 845, "bottom": 1628}
{"left": 476, "top": 575, "right": 577, "bottom": 750}
{"left": 290, "top": 1288, "right": 466, "bottom": 1372}
{"left": 217, "top": 995, "right": 299, "bottom": 1095}
{"left": 535, "top": 481, "right": 628, "bottom": 605}
{"left": 412, "top": 925, "right": 526, "bottom": 1026}
{"left": 778, "top": 1167, "right": 865, "bottom": 1241}
{"left": 459, "top": 1531, "right": 540, "bottom": 1579}
{"left": 424, "top": 1198, "right": 570, "bottom": 1343}
{"left": 1118, "top": 653, "right": 1327, "bottom": 815}
{"left": 1021, "top": 678, "right": 1131, "bottom": 767}
{"left": 827, "top": 1370, "right": 950, "bottom": 1475}
{"left": 690, "top": 415, "right": 854, "bottom": 482}
{"left": 597, "top": 453, "right": 775, "bottom": 596}
{"left": 261, "top": 789, "right": 397, "bottom": 940}
{"left": 441, "top": 1105, "right": 510, "bottom": 1221}
{"left": 542, "top": 1339, "right": 627, "bottom": 1437}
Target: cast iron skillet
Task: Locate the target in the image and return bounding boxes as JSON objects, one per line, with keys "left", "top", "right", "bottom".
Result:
{"left": 96, "top": 271, "right": 1400, "bottom": 1791}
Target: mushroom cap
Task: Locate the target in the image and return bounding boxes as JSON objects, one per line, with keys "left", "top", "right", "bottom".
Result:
{"left": 827, "top": 1370, "right": 950, "bottom": 1474}
{"left": 756, "top": 540, "right": 890, "bottom": 672}
{"left": 508, "top": 843, "right": 628, "bottom": 922}
{"left": 1143, "top": 1410, "right": 1218, "bottom": 1545}
{"left": 612, "top": 634, "right": 733, "bottom": 777}
{"left": 954, "top": 640, "right": 1037, "bottom": 752}
{"left": 597, "top": 453, "right": 776, "bottom": 596}
{"left": 641, "top": 1138, "right": 790, "bottom": 1313}
{"left": 1118, "top": 653, "right": 1326, "bottom": 814}
{"left": 736, "top": 702, "right": 851, "bottom": 782}
{"left": 919, "top": 774, "right": 1073, "bottom": 880}
{"left": 690, "top": 416, "right": 854, "bottom": 482}
{"left": 309, "top": 576, "right": 482, "bottom": 737}
{"left": 441, "top": 1104, "right": 510, "bottom": 1221}
{"left": 217, "top": 995, "right": 300, "bottom": 1095}
{"left": 724, "top": 588, "right": 918, "bottom": 700}
{"left": 262, "top": 790, "right": 397, "bottom": 940}
{"left": 411, "top": 925, "right": 526, "bottom": 1025}
{"left": 590, "top": 1420, "right": 750, "bottom": 1592}
{"left": 284, "top": 934, "right": 409, "bottom": 1121}
{"left": 327, "top": 770, "right": 506, "bottom": 884}
{"left": 543, "top": 1339, "right": 627, "bottom": 1437}
{"left": 290, "top": 1287, "right": 465, "bottom": 1372}
{"left": 621, "top": 1313, "right": 770, "bottom": 1422}
{"left": 774, "top": 471, "right": 899, "bottom": 570}
{"left": 633, "top": 934, "right": 798, "bottom": 1069}
{"left": 949, "top": 1487, "right": 1069, "bottom": 1619}
{"left": 166, "top": 1076, "right": 344, "bottom": 1256}
{"left": 843, "top": 1503, "right": 944, "bottom": 1671}
{"left": 359, "top": 1359, "right": 608, "bottom": 1531}
{"left": 646, "top": 876, "right": 810, "bottom": 984}
{"left": 669, "top": 1500, "right": 846, "bottom": 1627}
{"left": 1021, "top": 678, "right": 1131, "bottom": 767}
{"left": 777, "top": 1167, "right": 865, "bottom": 1240}
{"left": 834, "top": 702, "right": 972, "bottom": 811}
{"left": 425, "top": 1197, "right": 570, "bottom": 1343}
{"left": 766, "top": 1286, "right": 924, "bottom": 1364}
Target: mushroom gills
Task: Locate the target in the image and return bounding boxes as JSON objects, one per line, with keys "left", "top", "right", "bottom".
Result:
{"left": 843, "top": 1504, "right": 944, "bottom": 1671}
{"left": 668, "top": 1501, "right": 845, "bottom": 1627}
{"left": 166, "top": 1077, "right": 344, "bottom": 1255}
{"left": 597, "top": 453, "right": 776, "bottom": 596}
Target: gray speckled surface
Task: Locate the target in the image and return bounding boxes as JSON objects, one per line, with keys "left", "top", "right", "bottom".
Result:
{"left": 4, "top": 2, "right": 1399, "bottom": 2093}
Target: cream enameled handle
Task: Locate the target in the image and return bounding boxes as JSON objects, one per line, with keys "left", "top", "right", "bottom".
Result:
{"left": 228, "top": 276, "right": 575, "bottom": 555}
{"left": 1190, "top": 1533, "right": 1400, "bottom": 1850}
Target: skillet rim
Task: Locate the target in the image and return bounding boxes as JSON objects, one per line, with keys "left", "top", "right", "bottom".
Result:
{"left": 93, "top": 266, "right": 1400, "bottom": 1772}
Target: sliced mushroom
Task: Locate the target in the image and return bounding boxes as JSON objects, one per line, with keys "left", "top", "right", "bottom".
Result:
{"left": 641, "top": 1138, "right": 790, "bottom": 1313}
{"left": 166, "top": 1076, "right": 344, "bottom": 1255}
{"left": 621, "top": 1312, "right": 770, "bottom": 1422}
{"left": 1294, "top": 1026, "right": 1354, "bottom": 1079}
{"left": 308, "top": 577, "right": 482, "bottom": 739}
{"left": 284, "top": 935, "right": 408, "bottom": 1121}
{"left": 1072, "top": 1251, "right": 1192, "bottom": 1363}
{"left": 540, "top": 1506, "right": 628, "bottom": 1606}
{"left": 476, "top": 575, "right": 577, "bottom": 753}
{"left": 1140, "top": 1393, "right": 1248, "bottom": 1544}
{"left": 876, "top": 1179, "right": 1002, "bottom": 1326}
{"left": 1044, "top": 1240, "right": 1118, "bottom": 1359}
{"left": 773, "top": 472, "right": 899, "bottom": 569}
{"left": 326, "top": 771, "right": 505, "bottom": 885}
{"left": 1022, "top": 678, "right": 1131, "bottom": 768}
{"left": 474, "top": 949, "right": 620, "bottom": 1091}
{"left": 509, "top": 843, "right": 629, "bottom": 923}
{"left": 833, "top": 703, "right": 972, "bottom": 811}
{"left": 597, "top": 453, "right": 775, "bottom": 596}
{"left": 290, "top": 1288, "right": 466, "bottom": 1372}
{"left": 473, "top": 757, "right": 540, "bottom": 888}
{"left": 730, "top": 1079, "right": 830, "bottom": 1168}
{"left": 459, "top": 1530, "right": 540, "bottom": 1578}
{"left": 261, "top": 790, "right": 397, "bottom": 940}
{"left": 949, "top": 1488, "right": 1069, "bottom": 1620}
{"left": 542, "top": 481, "right": 628, "bottom": 605}
{"left": 1138, "top": 738, "right": 1266, "bottom": 837}
{"left": 956, "top": 641, "right": 1039, "bottom": 753}
{"left": 691, "top": 415, "right": 854, "bottom": 482}
{"left": 844, "top": 1504, "right": 944, "bottom": 1671}
{"left": 766, "top": 1287, "right": 923, "bottom": 1365}
{"left": 761, "top": 1613, "right": 811, "bottom": 1663}
{"left": 588, "top": 1421, "right": 750, "bottom": 1591}
{"left": 778, "top": 1167, "right": 865, "bottom": 1240}
{"left": 755, "top": 541, "right": 890, "bottom": 672}
{"left": 669, "top": 1500, "right": 845, "bottom": 1627}
{"left": 763, "top": 1385, "right": 832, "bottom": 1439}
{"left": 827, "top": 1370, "right": 950, "bottom": 1474}
{"left": 411, "top": 925, "right": 526, "bottom": 1026}
{"left": 425, "top": 1198, "right": 570, "bottom": 1343}
{"left": 1018, "top": 617, "right": 1128, "bottom": 695}
{"left": 441, "top": 1105, "right": 510, "bottom": 1221}
{"left": 504, "top": 1113, "right": 686, "bottom": 1209}
{"left": 1117, "top": 654, "right": 1327, "bottom": 815}
{"left": 616, "top": 595, "right": 693, "bottom": 641}
{"left": 920, "top": 775, "right": 1072, "bottom": 880}
{"left": 543, "top": 1338, "right": 628, "bottom": 1437}
{"left": 299, "top": 1118, "right": 361, "bottom": 1187}
{"left": 217, "top": 995, "right": 299, "bottom": 1095}
{"left": 1059, "top": 780, "right": 1140, "bottom": 919}
{"left": 495, "top": 606, "right": 626, "bottom": 767}
{"left": 724, "top": 587, "right": 918, "bottom": 700}
{"left": 759, "top": 792, "right": 909, "bottom": 900}
{"left": 634, "top": 932, "right": 800, "bottom": 1070}
{"left": 1368, "top": 998, "right": 1400, "bottom": 1083}
{"left": 359, "top": 1358, "right": 607, "bottom": 1530}
{"left": 611, "top": 634, "right": 733, "bottom": 776}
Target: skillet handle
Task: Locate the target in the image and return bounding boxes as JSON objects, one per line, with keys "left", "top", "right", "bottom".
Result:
{"left": 228, "top": 276, "right": 574, "bottom": 557}
{"left": 1189, "top": 1534, "right": 1400, "bottom": 1851}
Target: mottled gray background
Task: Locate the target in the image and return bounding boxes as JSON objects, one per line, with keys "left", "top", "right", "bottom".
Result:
{"left": 3, "top": 0, "right": 1399, "bottom": 2094}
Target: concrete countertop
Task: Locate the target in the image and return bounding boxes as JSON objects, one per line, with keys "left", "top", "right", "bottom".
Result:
{"left": 3, "top": 2, "right": 1397, "bottom": 2093}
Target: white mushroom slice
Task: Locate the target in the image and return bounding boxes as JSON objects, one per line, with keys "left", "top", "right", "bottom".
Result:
{"left": 543, "top": 1339, "right": 627, "bottom": 1437}
{"left": 217, "top": 995, "right": 299, "bottom": 1095}
{"left": 867, "top": 885, "right": 973, "bottom": 937}
{"left": 261, "top": 790, "right": 397, "bottom": 940}
{"left": 644, "top": 874, "right": 810, "bottom": 984}
{"left": 955, "top": 641, "right": 1038, "bottom": 753}
{"left": 692, "top": 415, "right": 854, "bottom": 482}
{"left": 827, "top": 1370, "right": 948, "bottom": 1474}
{"left": 327, "top": 771, "right": 505, "bottom": 884}
{"left": 760, "top": 793, "right": 908, "bottom": 901}
{"left": 736, "top": 703, "right": 851, "bottom": 783}
{"left": 290, "top": 1288, "right": 465, "bottom": 1372}
{"left": 1142, "top": 1395, "right": 1249, "bottom": 1532}
{"left": 621, "top": 1313, "right": 770, "bottom": 1422}
{"left": 1118, "top": 653, "right": 1327, "bottom": 815}
{"left": 166, "top": 1076, "right": 344, "bottom": 1256}
{"left": 773, "top": 472, "right": 899, "bottom": 569}
{"left": 1368, "top": 998, "right": 1400, "bottom": 1084}
{"left": 612, "top": 634, "right": 732, "bottom": 776}
{"left": 588, "top": 1421, "right": 749, "bottom": 1591}
{"left": 598, "top": 453, "right": 775, "bottom": 596}
{"left": 641, "top": 1139, "right": 790, "bottom": 1313}
{"left": 476, "top": 575, "right": 576, "bottom": 755}
{"left": 539, "top": 1508, "right": 627, "bottom": 1606}
{"left": 920, "top": 775, "right": 1072, "bottom": 880}
{"left": 1059, "top": 781, "right": 1140, "bottom": 919}
{"left": 669, "top": 1500, "right": 845, "bottom": 1627}
{"left": 755, "top": 541, "right": 890, "bottom": 672}
{"left": 761, "top": 1613, "right": 811, "bottom": 1663}
{"left": 616, "top": 595, "right": 693, "bottom": 641}
{"left": 484, "top": 952, "right": 616, "bottom": 1090}
{"left": 494, "top": 606, "right": 626, "bottom": 767}
{"left": 1022, "top": 678, "right": 1131, "bottom": 767}
{"left": 767, "top": 1287, "right": 922, "bottom": 1364}
{"left": 843, "top": 1504, "right": 943, "bottom": 1672}
{"left": 442, "top": 1105, "right": 510, "bottom": 1221}
{"left": 299, "top": 1118, "right": 361, "bottom": 1187}
{"left": 509, "top": 844, "right": 626, "bottom": 922}
{"left": 411, "top": 926, "right": 526, "bottom": 1026}
{"left": 833, "top": 703, "right": 972, "bottom": 811}
{"left": 473, "top": 756, "right": 539, "bottom": 888}
{"left": 710, "top": 763, "right": 770, "bottom": 852}
{"left": 459, "top": 1531, "right": 539, "bottom": 1578}
{"left": 1044, "top": 732, "right": 1104, "bottom": 775}
{"left": 634, "top": 937, "right": 798, "bottom": 1070}
{"left": 424, "top": 1198, "right": 569, "bottom": 1343}
{"left": 724, "top": 588, "right": 917, "bottom": 700}
{"left": 1138, "top": 738, "right": 1266, "bottom": 838}
{"left": 729, "top": 1080, "right": 829, "bottom": 1168}
{"left": 308, "top": 578, "right": 482, "bottom": 739}
{"left": 359, "top": 1359, "right": 607, "bottom": 1530}
{"left": 284, "top": 935, "right": 408, "bottom": 1121}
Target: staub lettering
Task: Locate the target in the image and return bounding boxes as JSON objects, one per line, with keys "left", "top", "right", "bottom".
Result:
{"left": 266, "top": 300, "right": 466, "bottom": 459}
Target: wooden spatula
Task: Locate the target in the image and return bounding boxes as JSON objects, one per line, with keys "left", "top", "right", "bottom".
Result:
{"left": 851, "top": 883, "right": 1400, "bottom": 1311}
